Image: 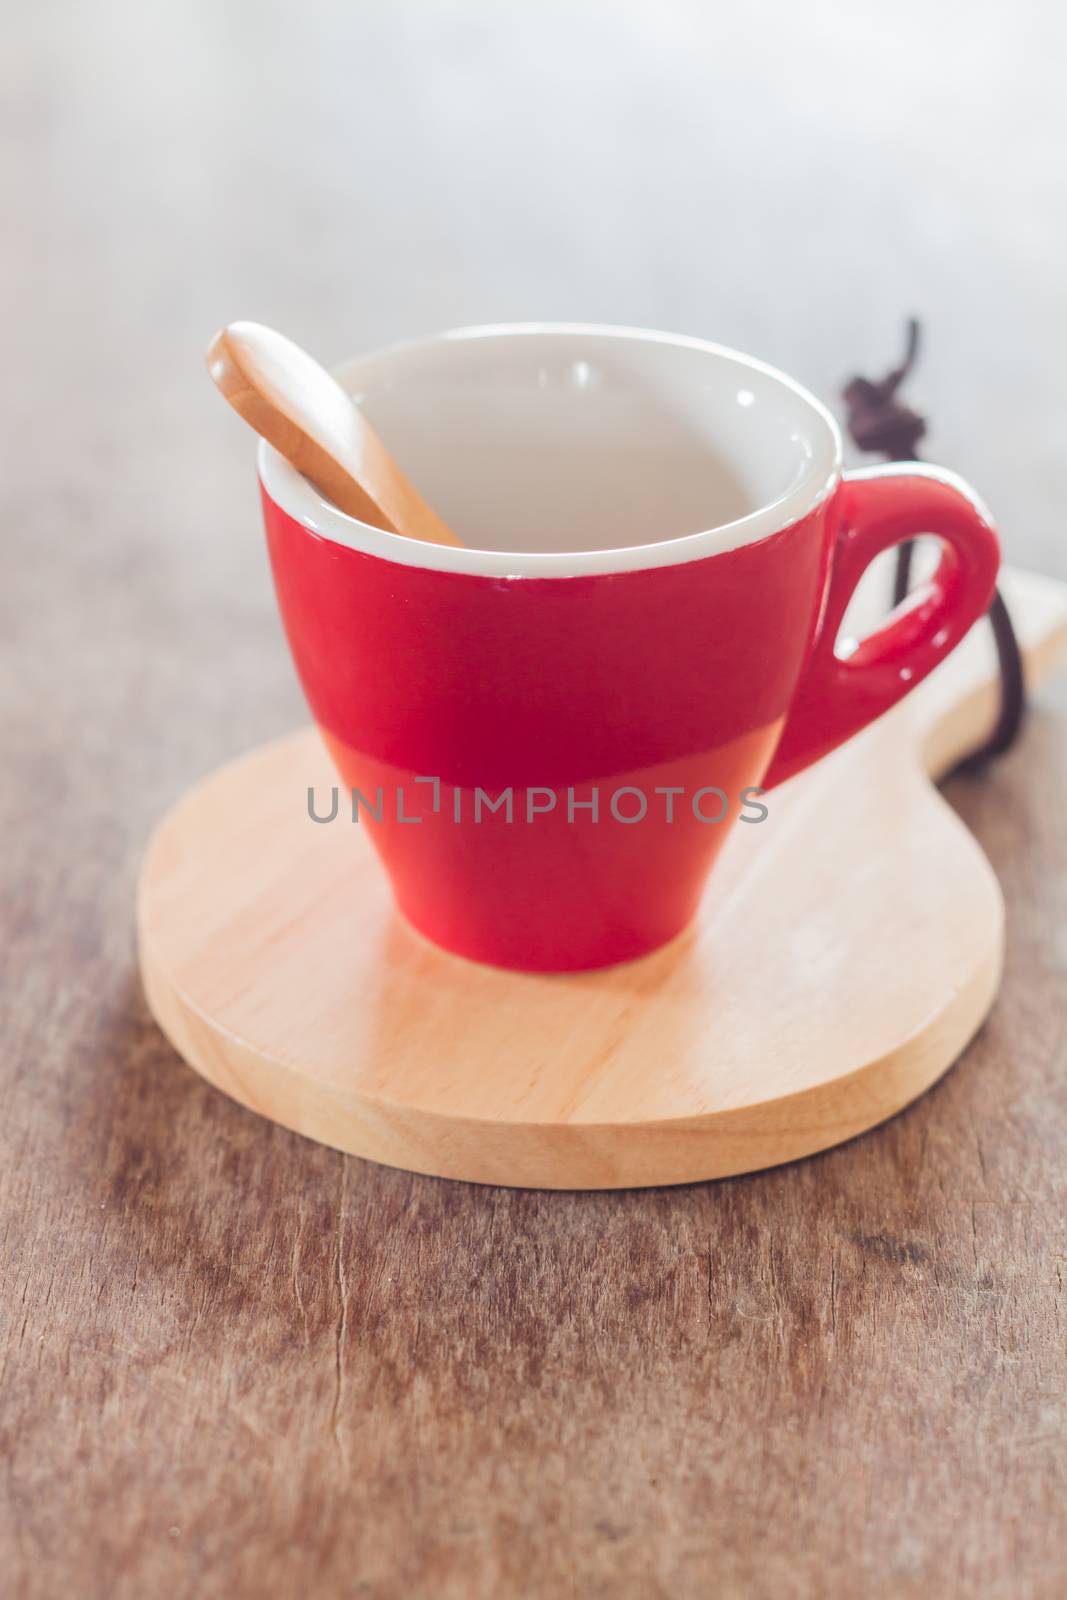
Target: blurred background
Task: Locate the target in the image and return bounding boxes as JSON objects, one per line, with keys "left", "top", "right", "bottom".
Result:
{"left": 7, "top": 0, "right": 1067, "bottom": 571}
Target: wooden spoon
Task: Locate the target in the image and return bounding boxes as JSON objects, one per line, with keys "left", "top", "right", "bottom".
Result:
{"left": 206, "top": 321, "right": 462, "bottom": 547}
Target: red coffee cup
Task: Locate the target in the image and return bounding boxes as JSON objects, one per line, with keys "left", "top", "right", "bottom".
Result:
{"left": 260, "top": 324, "right": 999, "bottom": 971}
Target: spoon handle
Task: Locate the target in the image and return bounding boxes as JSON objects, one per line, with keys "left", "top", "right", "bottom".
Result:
{"left": 206, "top": 322, "right": 462, "bottom": 548}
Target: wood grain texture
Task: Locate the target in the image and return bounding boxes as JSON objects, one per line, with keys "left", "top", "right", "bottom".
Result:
{"left": 4, "top": 2, "right": 1067, "bottom": 1596}
{"left": 135, "top": 570, "right": 1067, "bottom": 1189}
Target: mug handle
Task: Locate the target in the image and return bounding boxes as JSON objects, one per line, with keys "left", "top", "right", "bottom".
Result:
{"left": 763, "top": 463, "right": 1001, "bottom": 788}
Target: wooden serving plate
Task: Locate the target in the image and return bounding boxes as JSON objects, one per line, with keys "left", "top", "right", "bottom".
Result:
{"left": 138, "top": 567, "right": 1067, "bottom": 1189}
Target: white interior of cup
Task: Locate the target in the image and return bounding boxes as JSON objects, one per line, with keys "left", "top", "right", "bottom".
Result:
{"left": 258, "top": 323, "right": 842, "bottom": 577}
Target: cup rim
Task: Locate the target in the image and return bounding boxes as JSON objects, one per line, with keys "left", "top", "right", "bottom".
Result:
{"left": 257, "top": 322, "right": 843, "bottom": 577}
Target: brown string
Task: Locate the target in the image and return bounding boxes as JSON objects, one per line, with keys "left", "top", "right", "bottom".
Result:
{"left": 842, "top": 319, "right": 1024, "bottom": 770}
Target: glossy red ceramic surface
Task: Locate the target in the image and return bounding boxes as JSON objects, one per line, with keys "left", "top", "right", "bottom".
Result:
{"left": 261, "top": 462, "right": 998, "bottom": 970}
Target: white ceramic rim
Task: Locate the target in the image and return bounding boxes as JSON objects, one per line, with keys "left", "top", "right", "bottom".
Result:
{"left": 257, "top": 322, "right": 843, "bottom": 578}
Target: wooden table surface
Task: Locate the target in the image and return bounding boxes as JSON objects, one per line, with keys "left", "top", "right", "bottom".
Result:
{"left": 4, "top": 4, "right": 1066, "bottom": 1596}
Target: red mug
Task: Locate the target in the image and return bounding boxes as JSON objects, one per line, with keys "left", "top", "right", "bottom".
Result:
{"left": 260, "top": 324, "right": 1000, "bottom": 971}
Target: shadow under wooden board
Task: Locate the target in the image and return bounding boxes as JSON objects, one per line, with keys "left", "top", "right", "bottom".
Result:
{"left": 138, "top": 567, "right": 1067, "bottom": 1189}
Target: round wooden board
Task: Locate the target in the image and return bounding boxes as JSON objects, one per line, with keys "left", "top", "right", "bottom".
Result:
{"left": 138, "top": 569, "right": 1067, "bottom": 1188}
